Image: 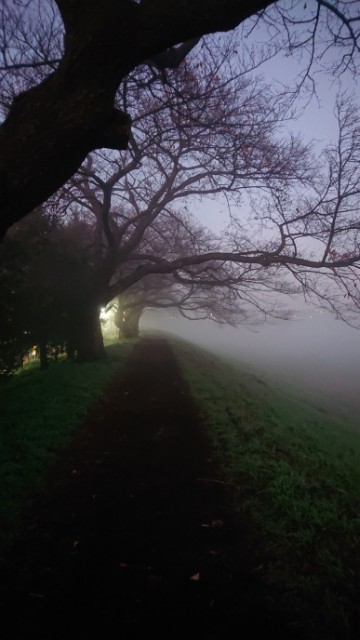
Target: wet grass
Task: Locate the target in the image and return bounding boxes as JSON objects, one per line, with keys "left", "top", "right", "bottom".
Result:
{"left": 0, "top": 341, "right": 135, "bottom": 552}
{"left": 1, "top": 332, "right": 359, "bottom": 637}
{"left": 170, "top": 336, "right": 360, "bottom": 640}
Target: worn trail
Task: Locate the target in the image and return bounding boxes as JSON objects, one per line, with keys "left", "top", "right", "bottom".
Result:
{"left": 1, "top": 338, "right": 284, "bottom": 638}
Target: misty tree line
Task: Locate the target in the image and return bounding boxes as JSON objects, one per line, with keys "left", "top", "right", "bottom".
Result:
{"left": 0, "top": 1, "right": 360, "bottom": 375}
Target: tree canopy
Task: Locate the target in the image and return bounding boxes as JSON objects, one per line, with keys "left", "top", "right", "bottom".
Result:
{"left": 0, "top": 1, "right": 360, "bottom": 368}
{"left": 0, "top": 0, "right": 359, "bottom": 235}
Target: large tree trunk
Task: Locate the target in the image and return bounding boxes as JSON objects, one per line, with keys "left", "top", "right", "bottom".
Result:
{"left": 0, "top": 1, "right": 271, "bottom": 236}
{"left": 122, "top": 306, "right": 143, "bottom": 339}
{"left": 114, "top": 298, "right": 143, "bottom": 339}
{"left": 74, "top": 306, "right": 106, "bottom": 362}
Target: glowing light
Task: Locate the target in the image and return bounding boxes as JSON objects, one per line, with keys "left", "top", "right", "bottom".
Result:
{"left": 100, "top": 307, "right": 111, "bottom": 321}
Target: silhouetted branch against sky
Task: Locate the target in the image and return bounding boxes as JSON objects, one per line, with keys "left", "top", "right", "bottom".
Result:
{"left": 0, "top": 0, "right": 359, "bottom": 236}
{"left": 45, "top": 38, "right": 360, "bottom": 326}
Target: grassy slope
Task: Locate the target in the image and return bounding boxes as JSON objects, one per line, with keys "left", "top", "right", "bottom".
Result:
{"left": 1, "top": 334, "right": 359, "bottom": 636}
{"left": 169, "top": 336, "right": 360, "bottom": 640}
{"left": 0, "top": 341, "right": 135, "bottom": 551}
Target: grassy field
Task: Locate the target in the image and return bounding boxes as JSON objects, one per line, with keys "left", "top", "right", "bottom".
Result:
{"left": 1, "top": 334, "right": 359, "bottom": 637}
{"left": 169, "top": 336, "right": 360, "bottom": 640}
{"left": 0, "top": 341, "right": 135, "bottom": 553}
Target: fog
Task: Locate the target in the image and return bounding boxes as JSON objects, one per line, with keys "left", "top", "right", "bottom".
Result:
{"left": 141, "top": 309, "right": 360, "bottom": 423}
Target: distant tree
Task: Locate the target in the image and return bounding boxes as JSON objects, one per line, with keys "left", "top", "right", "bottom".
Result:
{"left": 0, "top": 1, "right": 359, "bottom": 235}
{"left": 0, "top": 209, "right": 98, "bottom": 370}
{"left": 47, "top": 48, "right": 307, "bottom": 360}
{"left": 0, "top": 232, "right": 31, "bottom": 376}
{"left": 113, "top": 272, "right": 254, "bottom": 339}
{"left": 45, "top": 48, "right": 360, "bottom": 362}
{"left": 1, "top": 11, "right": 359, "bottom": 365}
{"left": 0, "top": 210, "right": 55, "bottom": 371}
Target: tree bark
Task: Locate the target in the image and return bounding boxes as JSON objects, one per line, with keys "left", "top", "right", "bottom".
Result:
{"left": 114, "top": 301, "right": 142, "bottom": 338}
{"left": 114, "top": 301, "right": 125, "bottom": 339}
{"left": 73, "top": 306, "right": 107, "bottom": 362}
{"left": 39, "top": 338, "right": 48, "bottom": 370}
{"left": 0, "top": 74, "right": 131, "bottom": 237}
{"left": 122, "top": 306, "right": 143, "bottom": 339}
{"left": 0, "top": 0, "right": 273, "bottom": 236}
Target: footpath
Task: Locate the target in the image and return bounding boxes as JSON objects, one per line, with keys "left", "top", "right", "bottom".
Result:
{"left": 0, "top": 338, "right": 288, "bottom": 639}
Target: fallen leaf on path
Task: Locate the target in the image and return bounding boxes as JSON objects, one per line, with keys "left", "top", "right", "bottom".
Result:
{"left": 201, "top": 519, "right": 223, "bottom": 529}
{"left": 190, "top": 572, "right": 200, "bottom": 582}
{"left": 210, "top": 519, "right": 224, "bottom": 528}
{"left": 252, "top": 564, "right": 264, "bottom": 573}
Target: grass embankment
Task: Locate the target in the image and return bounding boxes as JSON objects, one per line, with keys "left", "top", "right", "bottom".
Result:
{"left": 0, "top": 341, "right": 135, "bottom": 553}
{"left": 170, "top": 336, "right": 360, "bottom": 640}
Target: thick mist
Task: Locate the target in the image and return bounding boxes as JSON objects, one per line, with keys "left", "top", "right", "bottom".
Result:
{"left": 141, "top": 309, "right": 360, "bottom": 422}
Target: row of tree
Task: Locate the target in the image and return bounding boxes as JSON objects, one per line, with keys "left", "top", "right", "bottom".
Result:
{"left": 0, "top": 2, "right": 360, "bottom": 373}
{"left": 0, "top": 206, "right": 250, "bottom": 372}
{"left": 1, "top": 1, "right": 359, "bottom": 234}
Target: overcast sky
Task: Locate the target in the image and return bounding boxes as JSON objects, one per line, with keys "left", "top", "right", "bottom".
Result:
{"left": 193, "top": 13, "right": 360, "bottom": 234}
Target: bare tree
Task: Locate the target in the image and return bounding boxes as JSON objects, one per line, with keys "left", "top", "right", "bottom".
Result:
{"left": 63, "top": 86, "right": 360, "bottom": 355}
{"left": 1, "top": 10, "right": 358, "bottom": 362}
{"left": 0, "top": 0, "right": 359, "bottom": 235}
{"left": 112, "top": 273, "right": 251, "bottom": 339}
{"left": 46, "top": 49, "right": 309, "bottom": 360}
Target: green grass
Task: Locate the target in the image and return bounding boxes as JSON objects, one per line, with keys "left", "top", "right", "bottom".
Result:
{"left": 169, "top": 335, "right": 360, "bottom": 640}
{"left": 0, "top": 341, "right": 135, "bottom": 552}
{"left": 1, "top": 331, "right": 359, "bottom": 636}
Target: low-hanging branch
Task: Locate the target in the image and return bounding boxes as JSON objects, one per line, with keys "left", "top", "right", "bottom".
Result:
{"left": 1, "top": 0, "right": 359, "bottom": 235}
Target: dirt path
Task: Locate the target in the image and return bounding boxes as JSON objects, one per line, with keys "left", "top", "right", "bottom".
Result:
{"left": 0, "top": 338, "right": 288, "bottom": 638}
